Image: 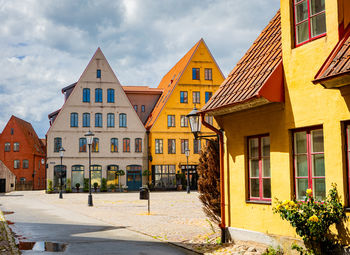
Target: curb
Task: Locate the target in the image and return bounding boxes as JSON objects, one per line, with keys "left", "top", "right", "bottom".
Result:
{"left": 0, "top": 211, "right": 20, "bottom": 255}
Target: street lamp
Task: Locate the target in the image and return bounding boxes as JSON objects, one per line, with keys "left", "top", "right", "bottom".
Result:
{"left": 187, "top": 107, "right": 201, "bottom": 139}
{"left": 85, "top": 130, "right": 95, "bottom": 207}
{"left": 59, "top": 147, "right": 65, "bottom": 199}
{"left": 185, "top": 148, "right": 190, "bottom": 194}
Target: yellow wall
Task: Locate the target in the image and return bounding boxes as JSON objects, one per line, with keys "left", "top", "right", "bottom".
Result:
{"left": 149, "top": 41, "right": 224, "bottom": 177}
{"left": 217, "top": 0, "right": 350, "bottom": 241}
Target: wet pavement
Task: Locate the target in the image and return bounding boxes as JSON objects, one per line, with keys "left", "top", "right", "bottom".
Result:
{"left": 0, "top": 191, "right": 201, "bottom": 254}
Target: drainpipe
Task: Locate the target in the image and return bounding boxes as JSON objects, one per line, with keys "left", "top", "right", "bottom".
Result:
{"left": 146, "top": 130, "right": 150, "bottom": 185}
{"left": 200, "top": 113, "right": 226, "bottom": 243}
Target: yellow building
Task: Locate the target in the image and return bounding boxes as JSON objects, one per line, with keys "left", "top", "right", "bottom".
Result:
{"left": 201, "top": 0, "right": 350, "bottom": 249}
{"left": 145, "top": 39, "right": 225, "bottom": 190}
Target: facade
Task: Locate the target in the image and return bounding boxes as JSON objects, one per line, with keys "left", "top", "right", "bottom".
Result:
{"left": 201, "top": 0, "right": 350, "bottom": 248}
{"left": 46, "top": 48, "right": 147, "bottom": 191}
{"left": 0, "top": 116, "right": 46, "bottom": 190}
{"left": 145, "top": 39, "right": 225, "bottom": 190}
{"left": 0, "top": 160, "right": 16, "bottom": 192}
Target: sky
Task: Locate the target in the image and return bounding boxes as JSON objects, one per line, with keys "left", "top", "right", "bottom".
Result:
{"left": 0, "top": 0, "right": 280, "bottom": 138}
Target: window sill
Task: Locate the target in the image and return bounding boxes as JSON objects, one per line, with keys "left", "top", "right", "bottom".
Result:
{"left": 246, "top": 200, "right": 271, "bottom": 205}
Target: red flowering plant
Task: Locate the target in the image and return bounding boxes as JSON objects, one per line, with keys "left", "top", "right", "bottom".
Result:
{"left": 273, "top": 184, "right": 346, "bottom": 254}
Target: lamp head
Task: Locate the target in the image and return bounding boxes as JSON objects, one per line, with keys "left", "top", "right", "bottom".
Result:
{"left": 84, "top": 130, "right": 95, "bottom": 145}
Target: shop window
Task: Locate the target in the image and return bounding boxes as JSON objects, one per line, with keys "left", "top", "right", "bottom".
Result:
{"left": 293, "top": 127, "right": 325, "bottom": 200}
{"left": 293, "top": 0, "right": 326, "bottom": 46}
{"left": 154, "top": 165, "right": 176, "bottom": 188}
{"left": 72, "top": 165, "right": 84, "bottom": 189}
{"left": 248, "top": 135, "right": 271, "bottom": 201}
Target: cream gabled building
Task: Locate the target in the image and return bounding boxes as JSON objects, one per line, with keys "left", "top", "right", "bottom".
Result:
{"left": 46, "top": 48, "right": 147, "bottom": 191}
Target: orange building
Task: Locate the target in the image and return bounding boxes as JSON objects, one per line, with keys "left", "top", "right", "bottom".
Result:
{"left": 0, "top": 116, "right": 46, "bottom": 190}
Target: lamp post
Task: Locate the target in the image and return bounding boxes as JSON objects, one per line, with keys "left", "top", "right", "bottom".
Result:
{"left": 85, "top": 131, "right": 94, "bottom": 207}
{"left": 185, "top": 148, "right": 190, "bottom": 194}
{"left": 59, "top": 147, "right": 65, "bottom": 199}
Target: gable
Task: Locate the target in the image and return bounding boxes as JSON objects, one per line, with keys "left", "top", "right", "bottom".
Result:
{"left": 47, "top": 48, "right": 146, "bottom": 133}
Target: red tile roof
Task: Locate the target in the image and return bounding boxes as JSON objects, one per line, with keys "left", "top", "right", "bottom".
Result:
{"left": 313, "top": 25, "right": 350, "bottom": 85}
{"left": 201, "top": 11, "right": 283, "bottom": 114}
{"left": 12, "top": 116, "right": 45, "bottom": 155}
{"left": 144, "top": 39, "right": 203, "bottom": 129}
{"left": 122, "top": 86, "right": 163, "bottom": 94}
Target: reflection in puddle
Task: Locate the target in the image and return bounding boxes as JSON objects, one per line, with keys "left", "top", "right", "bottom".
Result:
{"left": 19, "top": 241, "right": 67, "bottom": 252}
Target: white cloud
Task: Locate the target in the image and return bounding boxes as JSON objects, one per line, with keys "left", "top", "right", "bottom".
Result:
{"left": 0, "top": 0, "right": 280, "bottom": 137}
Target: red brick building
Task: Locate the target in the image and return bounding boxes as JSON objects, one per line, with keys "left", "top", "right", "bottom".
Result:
{"left": 0, "top": 116, "right": 46, "bottom": 190}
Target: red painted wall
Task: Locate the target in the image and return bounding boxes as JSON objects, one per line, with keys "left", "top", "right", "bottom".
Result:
{"left": 0, "top": 116, "right": 46, "bottom": 190}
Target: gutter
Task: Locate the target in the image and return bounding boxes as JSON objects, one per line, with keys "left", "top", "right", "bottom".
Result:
{"left": 200, "top": 113, "right": 226, "bottom": 242}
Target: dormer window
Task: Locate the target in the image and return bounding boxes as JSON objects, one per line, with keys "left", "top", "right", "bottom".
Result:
{"left": 293, "top": 0, "right": 326, "bottom": 46}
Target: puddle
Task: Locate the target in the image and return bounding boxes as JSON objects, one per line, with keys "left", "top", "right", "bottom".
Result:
{"left": 18, "top": 241, "right": 67, "bottom": 252}
{"left": 3, "top": 211, "right": 14, "bottom": 215}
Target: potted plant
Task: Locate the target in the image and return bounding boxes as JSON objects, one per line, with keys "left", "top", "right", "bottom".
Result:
{"left": 101, "top": 178, "right": 107, "bottom": 192}
{"left": 122, "top": 185, "right": 128, "bottom": 192}
{"left": 66, "top": 178, "right": 72, "bottom": 193}
{"left": 75, "top": 183, "right": 80, "bottom": 192}
{"left": 93, "top": 182, "right": 98, "bottom": 192}
{"left": 47, "top": 179, "right": 54, "bottom": 194}
{"left": 109, "top": 184, "right": 116, "bottom": 192}
{"left": 83, "top": 178, "right": 89, "bottom": 192}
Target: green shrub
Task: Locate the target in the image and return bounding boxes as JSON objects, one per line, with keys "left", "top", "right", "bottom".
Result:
{"left": 109, "top": 184, "right": 116, "bottom": 191}
{"left": 262, "top": 246, "right": 283, "bottom": 255}
{"left": 66, "top": 178, "right": 72, "bottom": 193}
{"left": 93, "top": 182, "right": 98, "bottom": 192}
{"left": 83, "top": 178, "right": 89, "bottom": 192}
{"left": 273, "top": 184, "right": 346, "bottom": 254}
{"left": 75, "top": 183, "right": 80, "bottom": 192}
{"left": 101, "top": 178, "right": 107, "bottom": 192}
{"left": 47, "top": 179, "right": 54, "bottom": 193}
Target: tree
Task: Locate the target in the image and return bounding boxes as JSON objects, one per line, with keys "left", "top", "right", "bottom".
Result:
{"left": 197, "top": 139, "right": 221, "bottom": 225}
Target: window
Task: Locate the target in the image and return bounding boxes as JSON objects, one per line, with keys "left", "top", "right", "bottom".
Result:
{"left": 346, "top": 124, "right": 350, "bottom": 205}
{"left": 205, "top": 92, "right": 213, "bottom": 103}
{"left": 248, "top": 135, "right": 271, "bottom": 201}
{"left": 70, "top": 112, "right": 78, "bottom": 127}
{"left": 135, "top": 138, "right": 142, "bottom": 152}
{"left": 83, "top": 113, "right": 90, "bottom": 127}
{"left": 123, "top": 138, "right": 130, "bottom": 152}
{"left": 14, "top": 160, "right": 20, "bottom": 169}
{"left": 72, "top": 165, "right": 84, "bottom": 188}
{"left": 92, "top": 138, "right": 99, "bottom": 152}
{"left": 119, "top": 113, "right": 127, "bottom": 127}
{"left": 154, "top": 165, "right": 176, "bottom": 188}
{"left": 83, "top": 88, "right": 90, "bottom": 102}
{"left": 168, "top": 139, "right": 176, "bottom": 154}
{"left": 192, "top": 68, "right": 200, "bottom": 80}
{"left": 107, "top": 113, "right": 115, "bottom": 127}
{"left": 54, "top": 138, "right": 62, "bottom": 152}
{"left": 180, "top": 91, "right": 188, "bottom": 103}
{"left": 11, "top": 128, "right": 14, "bottom": 135}
{"left": 95, "top": 113, "right": 102, "bottom": 127}
{"left": 13, "top": 142, "right": 19, "bottom": 152}
{"left": 180, "top": 115, "right": 188, "bottom": 127}
{"left": 23, "top": 160, "right": 29, "bottom": 169}
{"left": 205, "top": 68, "right": 212, "bottom": 80}
{"left": 90, "top": 165, "right": 102, "bottom": 186}
{"left": 194, "top": 139, "right": 201, "bottom": 154}
{"left": 111, "top": 138, "right": 118, "bottom": 152}
{"left": 141, "top": 105, "right": 145, "bottom": 112}
{"left": 193, "top": 91, "right": 200, "bottom": 104}
{"left": 293, "top": 0, "right": 326, "bottom": 46}
{"left": 293, "top": 128, "right": 325, "bottom": 200}
{"left": 134, "top": 105, "right": 138, "bottom": 112}
{"left": 95, "top": 88, "right": 102, "bottom": 102}
{"left": 20, "top": 177, "right": 26, "bottom": 182}
{"left": 181, "top": 139, "right": 189, "bottom": 154}
{"left": 4, "top": 143, "right": 10, "bottom": 152}
{"left": 79, "top": 138, "right": 87, "bottom": 152}
{"left": 107, "top": 165, "right": 119, "bottom": 186}
{"left": 97, "top": 69, "right": 101, "bottom": 78}
{"left": 107, "top": 89, "right": 114, "bottom": 103}
{"left": 205, "top": 115, "right": 213, "bottom": 125}
{"left": 167, "top": 115, "right": 175, "bottom": 127}
{"left": 155, "top": 139, "right": 163, "bottom": 154}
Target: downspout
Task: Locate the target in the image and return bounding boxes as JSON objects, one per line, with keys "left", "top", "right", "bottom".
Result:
{"left": 45, "top": 134, "right": 48, "bottom": 191}
{"left": 200, "top": 113, "right": 226, "bottom": 242}
{"left": 146, "top": 130, "right": 150, "bottom": 185}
